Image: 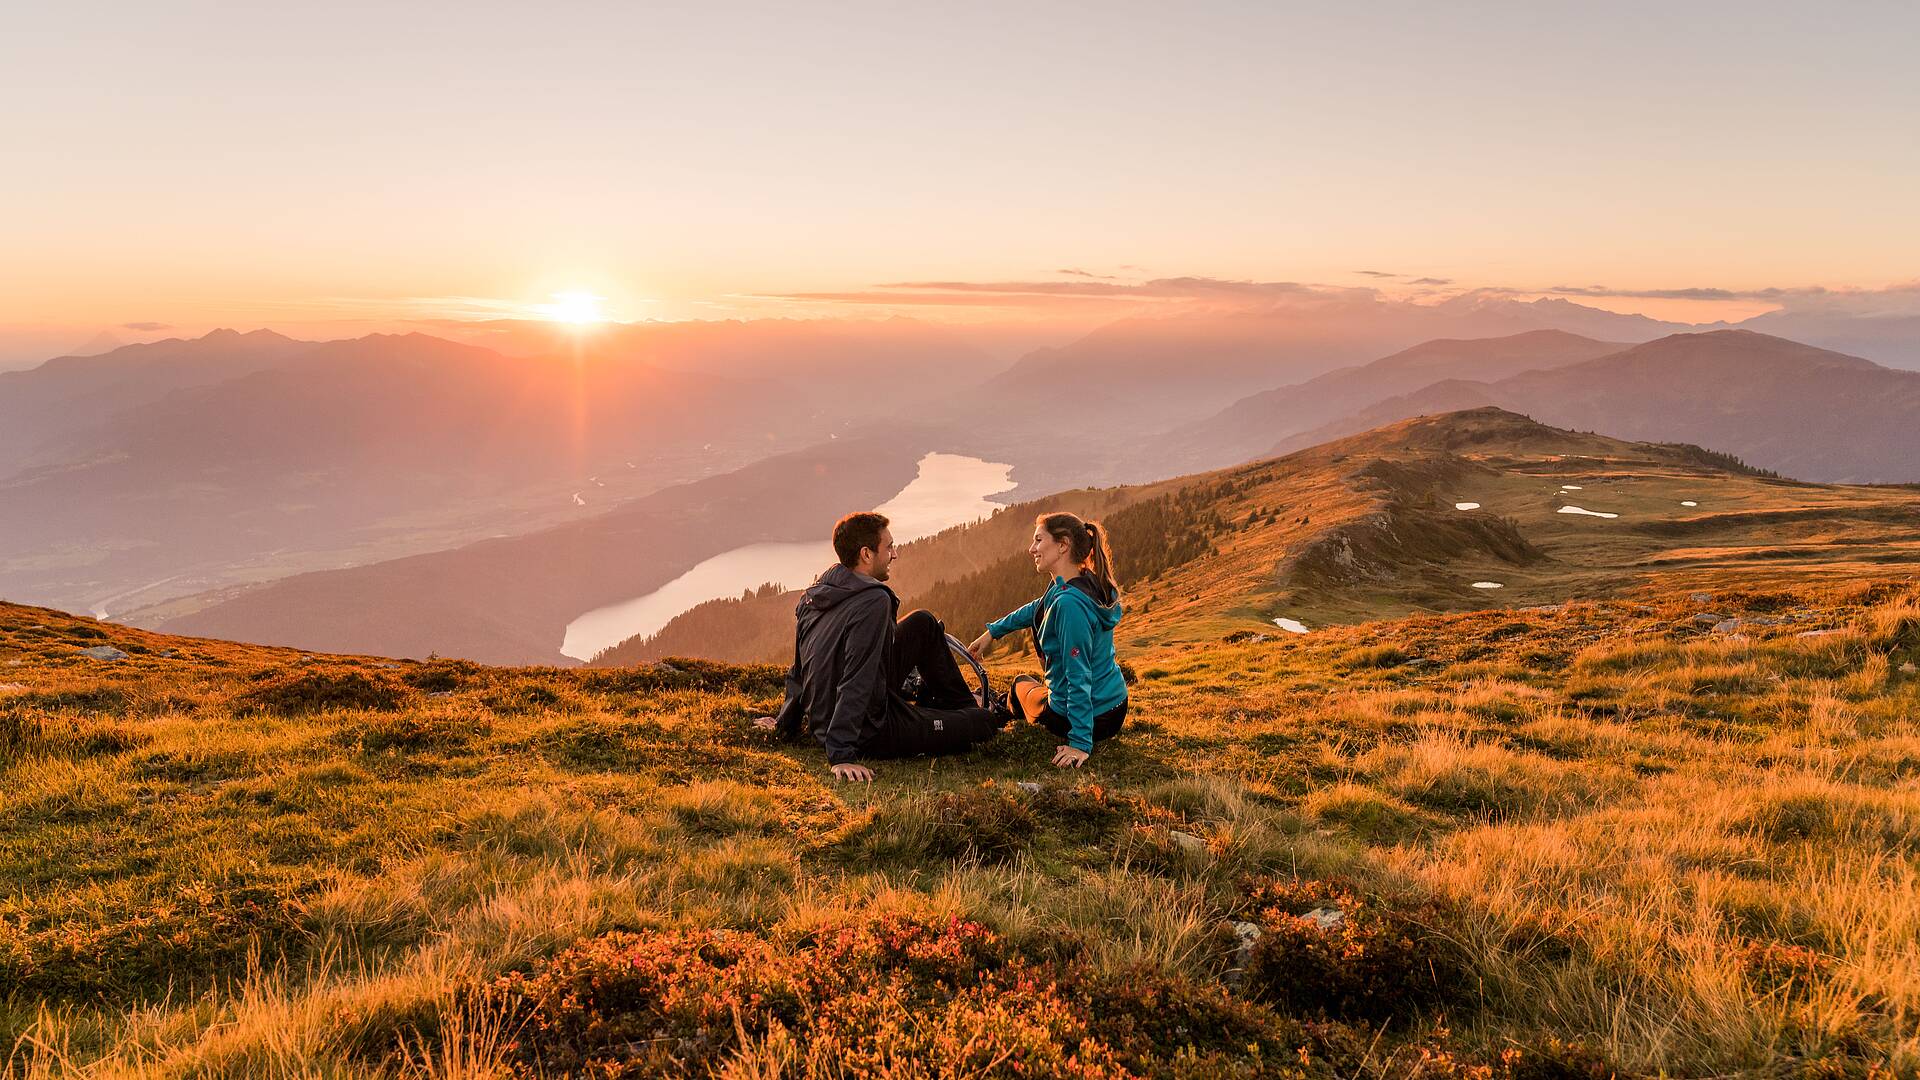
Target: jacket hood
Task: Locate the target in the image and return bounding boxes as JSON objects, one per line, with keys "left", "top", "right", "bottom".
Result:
{"left": 1060, "top": 571, "right": 1124, "bottom": 629}
{"left": 800, "top": 562, "right": 894, "bottom": 612}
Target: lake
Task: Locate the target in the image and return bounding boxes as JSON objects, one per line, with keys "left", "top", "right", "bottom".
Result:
{"left": 560, "top": 452, "right": 1015, "bottom": 661}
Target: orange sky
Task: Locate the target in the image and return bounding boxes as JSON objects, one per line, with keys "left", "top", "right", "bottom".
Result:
{"left": 2, "top": 4, "right": 1915, "bottom": 361}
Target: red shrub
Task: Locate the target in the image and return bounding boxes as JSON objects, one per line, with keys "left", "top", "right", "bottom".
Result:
{"left": 1241, "top": 878, "right": 1471, "bottom": 1023}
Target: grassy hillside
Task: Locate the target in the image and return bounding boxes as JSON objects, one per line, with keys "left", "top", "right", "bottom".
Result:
{"left": 4, "top": 561, "right": 1918, "bottom": 1075}
{"left": 598, "top": 408, "right": 1920, "bottom": 666}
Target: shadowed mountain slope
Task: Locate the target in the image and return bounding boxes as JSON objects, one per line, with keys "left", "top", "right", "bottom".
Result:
{"left": 967, "top": 297, "right": 1686, "bottom": 439}
{"left": 157, "top": 435, "right": 940, "bottom": 665}
{"left": 0, "top": 328, "right": 314, "bottom": 463}
{"left": 1266, "top": 331, "right": 1920, "bottom": 483}
{"left": 0, "top": 330, "right": 849, "bottom": 617}
{"left": 1146, "top": 330, "right": 1626, "bottom": 475}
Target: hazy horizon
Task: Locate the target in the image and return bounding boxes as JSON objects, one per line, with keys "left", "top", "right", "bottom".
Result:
{"left": 5, "top": 2, "right": 1918, "bottom": 364}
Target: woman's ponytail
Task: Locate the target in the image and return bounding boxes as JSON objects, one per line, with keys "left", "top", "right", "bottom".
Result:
{"left": 1085, "top": 521, "right": 1119, "bottom": 598}
{"left": 1039, "top": 512, "right": 1120, "bottom": 598}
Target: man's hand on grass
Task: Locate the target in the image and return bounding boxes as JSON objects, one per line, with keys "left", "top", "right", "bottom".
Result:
{"left": 1052, "top": 746, "right": 1089, "bottom": 769}
{"left": 831, "top": 763, "right": 875, "bottom": 782}
{"left": 751, "top": 716, "right": 778, "bottom": 730}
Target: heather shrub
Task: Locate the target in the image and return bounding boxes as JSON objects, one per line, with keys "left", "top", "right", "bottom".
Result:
{"left": 493, "top": 914, "right": 1324, "bottom": 1079}
{"left": 1240, "top": 878, "right": 1470, "bottom": 1022}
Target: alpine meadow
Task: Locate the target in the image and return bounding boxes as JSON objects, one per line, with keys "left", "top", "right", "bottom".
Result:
{"left": 7, "top": 4, "right": 1920, "bottom": 1077}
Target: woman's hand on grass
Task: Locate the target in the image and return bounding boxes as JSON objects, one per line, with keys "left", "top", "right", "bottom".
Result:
{"left": 1051, "top": 746, "right": 1089, "bottom": 769}
{"left": 966, "top": 632, "right": 993, "bottom": 662}
{"left": 831, "top": 763, "right": 875, "bottom": 782}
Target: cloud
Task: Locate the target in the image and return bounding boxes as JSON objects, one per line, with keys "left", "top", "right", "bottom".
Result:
{"left": 120, "top": 321, "right": 171, "bottom": 331}
{"left": 1408, "top": 277, "right": 1453, "bottom": 286}
{"left": 1542, "top": 284, "right": 1824, "bottom": 302}
{"left": 1517, "top": 281, "right": 1920, "bottom": 317}
{"left": 1055, "top": 268, "right": 1118, "bottom": 279}
{"left": 757, "top": 276, "right": 1339, "bottom": 311}
{"left": 1353, "top": 270, "right": 1398, "bottom": 278}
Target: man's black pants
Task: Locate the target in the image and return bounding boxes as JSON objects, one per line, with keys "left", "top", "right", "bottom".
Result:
{"left": 866, "top": 610, "right": 1005, "bottom": 759}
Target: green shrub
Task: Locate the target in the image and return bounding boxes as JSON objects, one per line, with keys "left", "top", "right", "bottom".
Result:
{"left": 234, "top": 667, "right": 413, "bottom": 715}
{"left": 342, "top": 709, "right": 486, "bottom": 754}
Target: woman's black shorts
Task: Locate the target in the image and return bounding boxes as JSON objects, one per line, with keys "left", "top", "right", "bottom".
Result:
{"left": 1034, "top": 698, "right": 1127, "bottom": 744}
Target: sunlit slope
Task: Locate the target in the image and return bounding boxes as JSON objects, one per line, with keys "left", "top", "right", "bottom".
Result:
{"left": 606, "top": 407, "right": 1920, "bottom": 663}
{"left": 1122, "top": 406, "right": 1920, "bottom": 642}
{"left": 5, "top": 570, "right": 1919, "bottom": 1074}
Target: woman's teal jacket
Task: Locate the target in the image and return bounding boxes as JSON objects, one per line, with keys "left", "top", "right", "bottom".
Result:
{"left": 986, "top": 571, "right": 1127, "bottom": 752}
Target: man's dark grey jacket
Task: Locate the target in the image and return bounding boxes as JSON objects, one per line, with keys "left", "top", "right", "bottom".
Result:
{"left": 772, "top": 563, "right": 898, "bottom": 765}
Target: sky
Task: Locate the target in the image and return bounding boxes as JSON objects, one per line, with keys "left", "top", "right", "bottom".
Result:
{"left": 3, "top": 1, "right": 1917, "bottom": 362}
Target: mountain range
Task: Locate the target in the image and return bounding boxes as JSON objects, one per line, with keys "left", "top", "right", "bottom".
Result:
{"left": 7, "top": 302, "right": 1920, "bottom": 648}
{"left": 1255, "top": 330, "right": 1920, "bottom": 483}
{"left": 0, "top": 321, "right": 992, "bottom": 618}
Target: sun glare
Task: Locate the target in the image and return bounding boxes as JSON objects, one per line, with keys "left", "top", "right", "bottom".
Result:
{"left": 536, "top": 291, "right": 607, "bottom": 325}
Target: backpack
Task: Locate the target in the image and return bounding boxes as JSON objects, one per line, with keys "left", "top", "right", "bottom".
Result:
{"left": 898, "top": 633, "right": 1010, "bottom": 718}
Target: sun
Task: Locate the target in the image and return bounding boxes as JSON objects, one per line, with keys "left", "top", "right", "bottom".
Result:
{"left": 536, "top": 291, "right": 607, "bottom": 325}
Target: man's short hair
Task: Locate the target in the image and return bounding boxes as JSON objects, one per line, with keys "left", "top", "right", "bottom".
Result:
{"left": 833, "top": 512, "right": 890, "bottom": 568}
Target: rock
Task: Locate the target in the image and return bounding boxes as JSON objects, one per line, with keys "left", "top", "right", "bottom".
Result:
{"left": 4, "top": 659, "right": 22, "bottom": 667}
{"left": 77, "top": 645, "right": 128, "bottom": 661}
{"left": 157, "top": 650, "right": 176, "bottom": 658}
{"left": 1713, "top": 619, "right": 1743, "bottom": 633}
{"left": 1692, "top": 613, "right": 1726, "bottom": 626}
{"left": 428, "top": 691, "right": 452, "bottom": 699}
{"left": 0, "top": 682, "right": 26, "bottom": 693}
{"left": 1689, "top": 592, "right": 1713, "bottom": 604}
{"left": 1522, "top": 604, "right": 1562, "bottom": 614}
{"left": 1223, "top": 920, "right": 1263, "bottom": 988}
{"left": 1795, "top": 629, "right": 1844, "bottom": 638}
{"left": 1303, "top": 907, "right": 1346, "bottom": 931}
{"left": 1015, "top": 782, "right": 1042, "bottom": 795}
{"left": 1168, "top": 830, "right": 1207, "bottom": 854}
{"left": 1901, "top": 662, "right": 1917, "bottom": 675}
{"left": 375, "top": 662, "right": 401, "bottom": 669}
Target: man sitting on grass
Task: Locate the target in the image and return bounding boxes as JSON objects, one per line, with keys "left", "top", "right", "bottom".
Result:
{"left": 753, "top": 511, "right": 1007, "bottom": 781}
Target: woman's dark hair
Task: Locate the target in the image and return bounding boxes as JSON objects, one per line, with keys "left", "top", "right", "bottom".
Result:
{"left": 833, "top": 511, "right": 890, "bottom": 568}
{"left": 1037, "top": 512, "right": 1119, "bottom": 596}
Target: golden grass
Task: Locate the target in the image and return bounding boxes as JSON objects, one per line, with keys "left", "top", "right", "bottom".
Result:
{"left": 3, "top": 580, "right": 1919, "bottom": 1075}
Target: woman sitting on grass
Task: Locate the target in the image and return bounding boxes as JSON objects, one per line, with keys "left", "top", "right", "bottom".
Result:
{"left": 968, "top": 512, "right": 1127, "bottom": 769}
